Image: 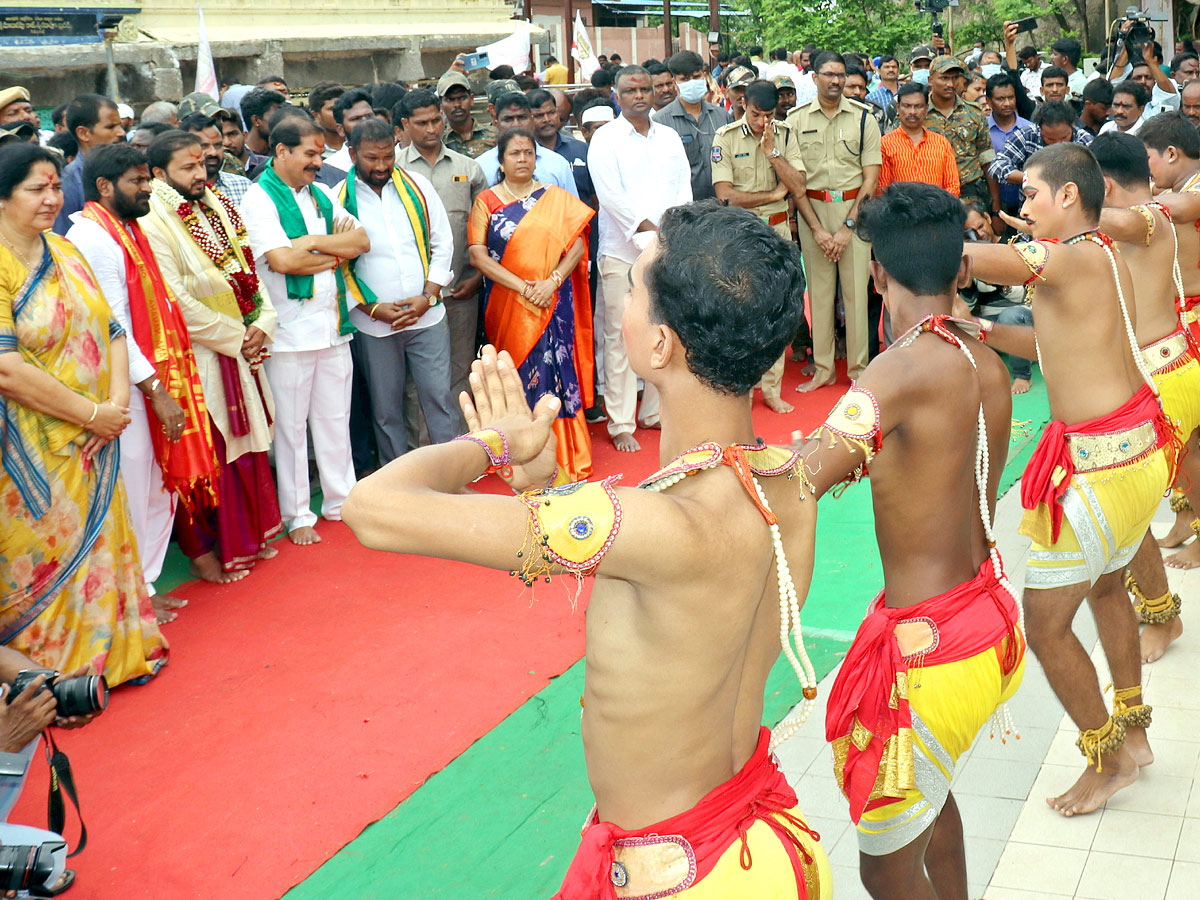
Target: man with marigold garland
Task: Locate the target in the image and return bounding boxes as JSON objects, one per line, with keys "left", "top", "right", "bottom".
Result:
{"left": 141, "top": 130, "right": 284, "bottom": 582}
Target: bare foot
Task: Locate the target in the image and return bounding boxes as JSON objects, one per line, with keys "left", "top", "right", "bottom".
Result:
{"left": 795, "top": 375, "right": 835, "bottom": 393}
{"left": 1141, "top": 616, "right": 1183, "bottom": 663}
{"left": 1165, "top": 540, "right": 1200, "bottom": 569}
{"left": 1046, "top": 745, "right": 1138, "bottom": 816}
{"left": 1124, "top": 725, "right": 1155, "bottom": 767}
{"left": 188, "top": 552, "right": 249, "bottom": 584}
{"left": 257, "top": 544, "right": 279, "bottom": 560}
{"left": 638, "top": 419, "right": 661, "bottom": 431}
{"left": 835, "top": 337, "right": 846, "bottom": 360}
{"left": 1011, "top": 377, "right": 1031, "bottom": 395}
{"left": 790, "top": 349, "right": 809, "bottom": 363}
{"left": 1157, "top": 510, "right": 1194, "bottom": 549}
{"left": 800, "top": 361, "right": 816, "bottom": 376}
{"left": 765, "top": 395, "right": 795, "bottom": 414}
{"left": 151, "top": 594, "right": 187, "bottom": 625}
{"left": 288, "top": 525, "right": 322, "bottom": 545}
{"left": 612, "top": 432, "right": 640, "bottom": 453}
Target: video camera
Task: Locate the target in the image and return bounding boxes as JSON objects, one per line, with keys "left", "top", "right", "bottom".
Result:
{"left": 915, "top": 0, "right": 959, "bottom": 40}
{"left": 1117, "top": 5, "right": 1156, "bottom": 48}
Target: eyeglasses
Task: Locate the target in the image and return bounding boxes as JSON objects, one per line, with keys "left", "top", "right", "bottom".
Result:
{"left": 817, "top": 71, "right": 846, "bottom": 80}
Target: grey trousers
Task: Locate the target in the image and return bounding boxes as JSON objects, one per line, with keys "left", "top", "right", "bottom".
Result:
{"left": 355, "top": 316, "right": 459, "bottom": 464}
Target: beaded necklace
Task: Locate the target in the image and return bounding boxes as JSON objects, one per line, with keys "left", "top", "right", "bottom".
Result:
{"left": 1028, "top": 231, "right": 1157, "bottom": 395}
{"left": 637, "top": 442, "right": 818, "bottom": 751}
{"left": 892, "top": 314, "right": 1022, "bottom": 740}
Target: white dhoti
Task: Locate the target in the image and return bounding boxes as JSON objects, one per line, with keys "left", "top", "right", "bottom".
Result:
{"left": 265, "top": 344, "right": 357, "bottom": 531}
{"left": 598, "top": 255, "right": 659, "bottom": 437}
{"left": 118, "top": 399, "right": 176, "bottom": 595}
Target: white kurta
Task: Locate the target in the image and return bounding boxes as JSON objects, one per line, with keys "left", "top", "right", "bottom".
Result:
{"left": 66, "top": 214, "right": 176, "bottom": 593}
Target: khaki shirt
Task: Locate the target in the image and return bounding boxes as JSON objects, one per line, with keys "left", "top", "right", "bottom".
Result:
{"left": 711, "top": 119, "right": 806, "bottom": 218}
{"left": 399, "top": 143, "right": 488, "bottom": 290}
{"left": 786, "top": 96, "right": 882, "bottom": 192}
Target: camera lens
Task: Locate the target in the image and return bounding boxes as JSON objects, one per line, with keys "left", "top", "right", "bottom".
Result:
{"left": 0, "top": 842, "right": 63, "bottom": 892}
{"left": 49, "top": 674, "right": 108, "bottom": 718}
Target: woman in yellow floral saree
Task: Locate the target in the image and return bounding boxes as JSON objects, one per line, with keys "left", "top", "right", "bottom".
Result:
{"left": 0, "top": 145, "right": 167, "bottom": 687}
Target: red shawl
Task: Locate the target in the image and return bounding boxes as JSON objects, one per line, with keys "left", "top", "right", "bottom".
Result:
{"left": 1020, "top": 384, "right": 1171, "bottom": 544}
{"left": 825, "top": 561, "right": 1020, "bottom": 823}
{"left": 81, "top": 202, "right": 218, "bottom": 510}
{"left": 554, "top": 727, "right": 817, "bottom": 900}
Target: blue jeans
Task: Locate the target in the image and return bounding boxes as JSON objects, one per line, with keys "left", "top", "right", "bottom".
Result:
{"left": 980, "top": 305, "right": 1033, "bottom": 381}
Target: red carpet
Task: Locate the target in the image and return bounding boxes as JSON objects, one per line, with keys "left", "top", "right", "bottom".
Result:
{"left": 11, "top": 366, "right": 849, "bottom": 900}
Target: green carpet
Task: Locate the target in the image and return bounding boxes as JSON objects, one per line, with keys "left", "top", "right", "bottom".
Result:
{"left": 279, "top": 374, "right": 1050, "bottom": 900}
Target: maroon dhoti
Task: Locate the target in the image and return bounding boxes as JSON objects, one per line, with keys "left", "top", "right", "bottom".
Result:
{"left": 175, "top": 418, "right": 282, "bottom": 571}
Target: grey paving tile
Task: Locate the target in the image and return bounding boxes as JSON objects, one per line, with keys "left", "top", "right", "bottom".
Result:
{"left": 971, "top": 725, "right": 1057, "bottom": 765}
{"left": 1075, "top": 849, "right": 1172, "bottom": 900}
{"left": 989, "top": 841, "right": 1088, "bottom": 894}
{"left": 1093, "top": 808, "right": 1183, "bottom": 859}
{"left": 952, "top": 754, "right": 1041, "bottom": 801}
{"left": 965, "top": 836, "right": 1007, "bottom": 888}
{"left": 959, "top": 794, "right": 1024, "bottom": 841}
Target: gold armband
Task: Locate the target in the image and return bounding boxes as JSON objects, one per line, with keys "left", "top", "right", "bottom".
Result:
{"left": 513, "top": 477, "right": 623, "bottom": 593}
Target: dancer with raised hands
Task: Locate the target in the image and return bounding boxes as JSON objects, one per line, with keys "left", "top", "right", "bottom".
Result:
{"left": 343, "top": 202, "right": 831, "bottom": 899}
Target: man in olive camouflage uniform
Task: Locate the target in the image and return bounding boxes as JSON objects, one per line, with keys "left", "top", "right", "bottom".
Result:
{"left": 439, "top": 71, "right": 497, "bottom": 159}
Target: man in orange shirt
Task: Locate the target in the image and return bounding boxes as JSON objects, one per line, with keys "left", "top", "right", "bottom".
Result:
{"left": 878, "top": 82, "right": 960, "bottom": 195}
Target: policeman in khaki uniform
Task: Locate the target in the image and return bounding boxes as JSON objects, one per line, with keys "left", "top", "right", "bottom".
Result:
{"left": 712, "top": 78, "right": 807, "bottom": 413}
{"left": 787, "top": 51, "right": 881, "bottom": 391}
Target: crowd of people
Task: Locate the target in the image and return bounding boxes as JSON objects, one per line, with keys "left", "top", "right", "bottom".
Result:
{"left": 4, "top": 20, "right": 1200, "bottom": 898}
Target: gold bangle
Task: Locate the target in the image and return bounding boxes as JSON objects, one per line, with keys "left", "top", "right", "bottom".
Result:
{"left": 368, "top": 304, "right": 377, "bottom": 321}
{"left": 85, "top": 401, "right": 98, "bottom": 426}
{"left": 550, "top": 270, "right": 563, "bottom": 287}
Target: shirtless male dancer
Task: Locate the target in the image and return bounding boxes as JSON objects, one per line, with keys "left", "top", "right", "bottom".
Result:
{"left": 342, "top": 203, "right": 833, "bottom": 898}
{"left": 1116, "top": 113, "right": 1200, "bottom": 575}
{"left": 1090, "top": 129, "right": 1200, "bottom": 663}
{"left": 800, "top": 183, "right": 1024, "bottom": 900}
{"left": 963, "top": 143, "right": 1173, "bottom": 816}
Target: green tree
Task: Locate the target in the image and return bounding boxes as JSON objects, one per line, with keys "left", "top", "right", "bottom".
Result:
{"left": 751, "top": 0, "right": 941, "bottom": 58}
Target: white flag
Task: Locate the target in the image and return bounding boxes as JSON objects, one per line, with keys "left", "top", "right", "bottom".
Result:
{"left": 195, "top": 4, "right": 219, "bottom": 99}
{"left": 570, "top": 11, "right": 600, "bottom": 80}
{"left": 477, "top": 29, "right": 532, "bottom": 75}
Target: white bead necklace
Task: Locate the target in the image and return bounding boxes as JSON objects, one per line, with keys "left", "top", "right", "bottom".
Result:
{"left": 895, "top": 316, "right": 1024, "bottom": 742}
{"left": 641, "top": 451, "right": 819, "bottom": 751}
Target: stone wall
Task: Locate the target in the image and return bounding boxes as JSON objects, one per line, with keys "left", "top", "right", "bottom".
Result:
{"left": 0, "top": 0, "right": 536, "bottom": 108}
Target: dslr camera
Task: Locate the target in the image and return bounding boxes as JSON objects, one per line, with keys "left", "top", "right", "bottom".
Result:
{"left": 5, "top": 668, "right": 108, "bottom": 718}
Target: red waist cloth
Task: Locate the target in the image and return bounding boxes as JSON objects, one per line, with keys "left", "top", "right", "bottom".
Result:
{"left": 1181, "top": 295, "right": 1200, "bottom": 357}
{"left": 553, "top": 726, "right": 818, "bottom": 900}
{"left": 824, "top": 561, "right": 1020, "bottom": 824}
{"left": 1020, "top": 384, "right": 1172, "bottom": 544}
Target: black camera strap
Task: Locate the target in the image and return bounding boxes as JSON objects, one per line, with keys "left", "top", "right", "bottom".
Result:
{"left": 44, "top": 731, "right": 87, "bottom": 857}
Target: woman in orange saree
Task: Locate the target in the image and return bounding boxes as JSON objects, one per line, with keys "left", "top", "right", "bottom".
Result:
{"left": 468, "top": 129, "right": 595, "bottom": 481}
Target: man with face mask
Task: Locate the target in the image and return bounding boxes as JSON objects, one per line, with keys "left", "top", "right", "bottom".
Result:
{"left": 66, "top": 142, "right": 214, "bottom": 618}
{"left": 653, "top": 50, "right": 731, "bottom": 201}
{"left": 333, "top": 117, "right": 457, "bottom": 464}
{"left": 909, "top": 44, "right": 934, "bottom": 86}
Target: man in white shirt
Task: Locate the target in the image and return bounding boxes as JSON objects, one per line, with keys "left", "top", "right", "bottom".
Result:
{"left": 334, "top": 118, "right": 458, "bottom": 463}
{"left": 241, "top": 116, "right": 370, "bottom": 545}
{"left": 1100, "top": 82, "right": 1149, "bottom": 135}
{"left": 321, "top": 87, "right": 377, "bottom": 180}
{"left": 66, "top": 142, "right": 196, "bottom": 612}
{"left": 588, "top": 64, "right": 692, "bottom": 452}
{"left": 475, "top": 92, "right": 579, "bottom": 198}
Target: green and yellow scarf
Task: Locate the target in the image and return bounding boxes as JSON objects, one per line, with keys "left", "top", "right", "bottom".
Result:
{"left": 257, "top": 161, "right": 355, "bottom": 335}
{"left": 337, "top": 165, "right": 430, "bottom": 307}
